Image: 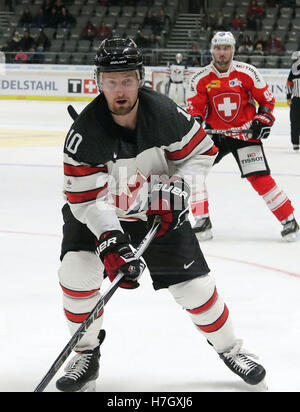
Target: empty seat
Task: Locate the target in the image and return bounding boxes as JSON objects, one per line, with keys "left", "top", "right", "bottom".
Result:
{"left": 235, "top": 6, "right": 248, "bottom": 19}
{"left": 68, "top": 5, "right": 82, "bottom": 17}
{"left": 77, "top": 39, "right": 91, "bottom": 52}
{"left": 55, "top": 28, "right": 69, "bottom": 40}
{"left": 69, "top": 27, "right": 83, "bottom": 40}
{"left": 291, "top": 18, "right": 300, "bottom": 31}
{"left": 123, "top": 6, "right": 135, "bottom": 17}
{"left": 261, "top": 18, "right": 276, "bottom": 31}
{"left": 76, "top": 17, "right": 89, "bottom": 28}
{"left": 280, "top": 56, "right": 292, "bottom": 68}
{"left": 43, "top": 28, "right": 56, "bottom": 39}
{"left": 117, "top": 16, "right": 131, "bottom": 30}
{"left": 286, "top": 31, "right": 300, "bottom": 43}
{"left": 135, "top": 6, "right": 148, "bottom": 18}
{"left": 50, "top": 39, "right": 64, "bottom": 52}
{"left": 264, "top": 55, "right": 279, "bottom": 68}
{"left": 130, "top": 16, "right": 144, "bottom": 28}
{"left": 272, "top": 29, "right": 288, "bottom": 43}
{"left": 102, "top": 16, "right": 117, "bottom": 29}
{"left": 108, "top": 6, "right": 121, "bottom": 17}
{"left": 94, "top": 6, "right": 107, "bottom": 18}
{"left": 63, "top": 39, "right": 78, "bottom": 52}
{"left": 284, "top": 42, "right": 298, "bottom": 54}
{"left": 235, "top": 54, "right": 249, "bottom": 63}
{"left": 249, "top": 55, "right": 265, "bottom": 68}
{"left": 265, "top": 8, "right": 278, "bottom": 19}
{"left": 223, "top": 7, "right": 234, "bottom": 19}
{"left": 56, "top": 53, "right": 71, "bottom": 64}
{"left": 80, "top": 6, "right": 95, "bottom": 18}
{"left": 280, "top": 8, "right": 293, "bottom": 19}
{"left": 71, "top": 53, "right": 86, "bottom": 65}
{"left": 276, "top": 18, "right": 291, "bottom": 31}
{"left": 43, "top": 53, "right": 57, "bottom": 64}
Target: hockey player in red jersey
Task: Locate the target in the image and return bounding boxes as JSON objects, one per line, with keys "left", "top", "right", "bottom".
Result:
{"left": 187, "top": 31, "right": 299, "bottom": 242}
{"left": 56, "top": 38, "right": 267, "bottom": 392}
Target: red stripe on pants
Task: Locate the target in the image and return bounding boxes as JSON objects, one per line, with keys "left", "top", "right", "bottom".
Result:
{"left": 60, "top": 283, "right": 100, "bottom": 298}
{"left": 64, "top": 308, "right": 104, "bottom": 323}
{"left": 186, "top": 287, "right": 218, "bottom": 314}
{"left": 195, "top": 305, "right": 229, "bottom": 333}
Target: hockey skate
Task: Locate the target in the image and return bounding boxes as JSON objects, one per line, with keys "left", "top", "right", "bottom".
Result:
{"left": 193, "top": 217, "right": 213, "bottom": 241}
{"left": 219, "top": 340, "right": 267, "bottom": 391}
{"left": 56, "top": 330, "right": 105, "bottom": 392}
{"left": 281, "top": 218, "right": 299, "bottom": 242}
{"left": 293, "top": 144, "right": 299, "bottom": 151}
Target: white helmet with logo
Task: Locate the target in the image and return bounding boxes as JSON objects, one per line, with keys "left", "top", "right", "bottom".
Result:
{"left": 211, "top": 31, "right": 236, "bottom": 52}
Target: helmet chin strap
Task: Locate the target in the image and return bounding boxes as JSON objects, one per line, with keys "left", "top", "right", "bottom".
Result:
{"left": 109, "top": 96, "right": 139, "bottom": 115}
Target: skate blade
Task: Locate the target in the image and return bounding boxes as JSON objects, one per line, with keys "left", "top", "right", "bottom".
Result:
{"left": 282, "top": 231, "right": 299, "bottom": 242}
{"left": 246, "top": 379, "right": 268, "bottom": 392}
{"left": 77, "top": 380, "right": 96, "bottom": 393}
{"left": 195, "top": 230, "right": 213, "bottom": 242}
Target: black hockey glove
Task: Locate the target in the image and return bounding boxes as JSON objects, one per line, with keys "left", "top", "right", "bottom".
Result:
{"left": 147, "top": 175, "right": 190, "bottom": 237}
{"left": 98, "top": 231, "right": 146, "bottom": 289}
{"left": 251, "top": 111, "right": 275, "bottom": 139}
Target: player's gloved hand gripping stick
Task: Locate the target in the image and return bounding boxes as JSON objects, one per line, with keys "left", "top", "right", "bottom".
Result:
{"left": 33, "top": 216, "right": 161, "bottom": 392}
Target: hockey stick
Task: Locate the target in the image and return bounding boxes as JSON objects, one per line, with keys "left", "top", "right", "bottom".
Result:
{"left": 206, "top": 129, "right": 252, "bottom": 135}
{"left": 67, "top": 105, "right": 253, "bottom": 137}
{"left": 67, "top": 104, "right": 79, "bottom": 121}
{"left": 34, "top": 217, "right": 161, "bottom": 392}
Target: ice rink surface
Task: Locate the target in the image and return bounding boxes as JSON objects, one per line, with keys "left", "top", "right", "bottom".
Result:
{"left": 0, "top": 100, "right": 299, "bottom": 393}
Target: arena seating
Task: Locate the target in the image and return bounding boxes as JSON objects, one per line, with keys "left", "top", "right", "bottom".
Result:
{"left": 0, "top": 0, "right": 299, "bottom": 68}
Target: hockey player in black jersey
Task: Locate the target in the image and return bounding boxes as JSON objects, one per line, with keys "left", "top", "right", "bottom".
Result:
{"left": 56, "top": 38, "right": 267, "bottom": 392}
{"left": 287, "top": 51, "right": 300, "bottom": 151}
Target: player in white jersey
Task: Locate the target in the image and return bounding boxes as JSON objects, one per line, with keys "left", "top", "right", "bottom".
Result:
{"left": 167, "top": 53, "right": 188, "bottom": 106}
{"left": 55, "top": 38, "right": 267, "bottom": 392}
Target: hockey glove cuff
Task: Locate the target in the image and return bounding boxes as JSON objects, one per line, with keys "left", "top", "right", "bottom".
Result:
{"left": 147, "top": 175, "right": 190, "bottom": 237}
{"left": 251, "top": 112, "right": 275, "bottom": 139}
{"left": 98, "top": 231, "right": 146, "bottom": 289}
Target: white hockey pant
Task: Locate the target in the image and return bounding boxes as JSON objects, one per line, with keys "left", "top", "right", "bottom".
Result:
{"left": 168, "top": 275, "right": 237, "bottom": 353}
{"left": 58, "top": 251, "right": 104, "bottom": 352}
{"left": 168, "top": 82, "right": 185, "bottom": 105}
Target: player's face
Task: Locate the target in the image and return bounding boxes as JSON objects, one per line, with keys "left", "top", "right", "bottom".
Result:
{"left": 102, "top": 71, "right": 139, "bottom": 115}
{"left": 212, "top": 45, "right": 233, "bottom": 68}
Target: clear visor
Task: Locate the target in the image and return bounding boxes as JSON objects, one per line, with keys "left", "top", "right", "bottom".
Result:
{"left": 98, "top": 70, "right": 141, "bottom": 91}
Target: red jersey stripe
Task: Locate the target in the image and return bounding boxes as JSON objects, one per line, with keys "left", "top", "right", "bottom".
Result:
{"left": 60, "top": 283, "right": 100, "bottom": 298}
{"left": 66, "top": 184, "right": 108, "bottom": 204}
{"left": 165, "top": 128, "right": 207, "bottom": 161}
{"left": 195, "top": 304, "right": 229, "bottom": 333}
{"left": 202, "top": 144, "right": 219, "bottom": 156}
{"left": 64, "top": 163, "right": 107, "bottom": 176}
{"left": 186, "top": 287, "right": 218, "bottom": 314}
{"left": 64, "top": 308, "right": 104, "bottom": 323}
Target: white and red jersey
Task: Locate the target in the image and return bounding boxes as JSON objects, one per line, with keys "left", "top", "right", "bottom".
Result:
{"left": 186, "top": 60, "right": 275, "bottom": 140}
{"left": 63, "top": 87, "right": 218, "bottom": 239}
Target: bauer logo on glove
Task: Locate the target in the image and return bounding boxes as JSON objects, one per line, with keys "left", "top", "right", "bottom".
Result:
{"left": 147, "top": 175, "right": 190, "bottom": 237}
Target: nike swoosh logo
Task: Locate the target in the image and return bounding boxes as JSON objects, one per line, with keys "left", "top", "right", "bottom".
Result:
{"left": 184, "top": 260, "right": 195, "bottom": 269}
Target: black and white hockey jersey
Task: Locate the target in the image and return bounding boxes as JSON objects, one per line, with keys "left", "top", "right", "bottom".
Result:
{"left": 287, "top": 60, "right": 300, "bottom": 99}
{"left": 63, "top": 87, "right": 217, "bottom": 238}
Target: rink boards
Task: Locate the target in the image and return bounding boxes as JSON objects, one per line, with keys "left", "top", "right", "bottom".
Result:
{"left": 0, "top": 64, "right": 290, "bottom": 106}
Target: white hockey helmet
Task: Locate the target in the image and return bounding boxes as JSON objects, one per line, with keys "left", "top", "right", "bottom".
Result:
{"left": 175, "top": 53, "right": 183, "bottom": 64}
{"left": 210, "top": 31, "right": 236, "bottom": 52}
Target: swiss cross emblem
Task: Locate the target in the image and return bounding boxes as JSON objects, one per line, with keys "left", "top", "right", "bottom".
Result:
{"left": 212, "top": 93, "right": 241, "bottom": 123}
{"left": 83, "top": 79, "right": 97, "bottom": 94}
